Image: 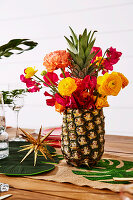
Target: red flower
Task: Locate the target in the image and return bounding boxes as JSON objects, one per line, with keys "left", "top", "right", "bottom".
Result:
{"left": 72, "top": 91, "right": 95, "bottom": 109}
{"left": 54, "top": 93, "right": 66, "bottom": 107}
{"left": 73, "top": 78, "right": 84, "bottom": 91}
{"left": 102, "top": 59, "right": 113, "bottom": 74}
{"left": 82, "top": 75, "right": 97, "bottom": 92}
{"left": 91, "top": 47, "right": 102, "bottom": 62}
{"left": 44, "top": 91, "right": 55, "bottom": 106}
{"left": 28, "top": 86, "right": 40, "bottom": 93}
{"left": 107, "top": 47, "right": 122, "bottom": 65}
{"left": 20, "top": 74, "right": 40, "bottom": 92}
{"left": 66, "top": 95, "right": 78, "bottom": 109}
{"left": 60, "top": 72, "right": 71, "bottom": 78}
{"left": 43, "top": 72, "right": 59, "bottom": 87}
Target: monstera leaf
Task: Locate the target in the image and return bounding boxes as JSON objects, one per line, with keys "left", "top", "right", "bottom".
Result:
{"left": 0, "top": 39, "right": 38, "bottom": 59}
{"left": 0, "top": 141, "right": 59, "bottom": 176}
{"left": 72, "top": 159, "right": 133, "bottom": 184}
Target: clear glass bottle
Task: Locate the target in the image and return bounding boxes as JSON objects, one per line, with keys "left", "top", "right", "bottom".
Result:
{"left": 0, "top": 92, "right": 9, "bottom": 159}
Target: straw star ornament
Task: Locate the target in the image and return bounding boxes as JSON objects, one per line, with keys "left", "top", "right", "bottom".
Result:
{"left": 19, "top": 126, "right": 55, "bottom": 166}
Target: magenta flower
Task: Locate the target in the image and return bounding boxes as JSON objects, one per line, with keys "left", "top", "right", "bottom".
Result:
{"left": 44, "top": 91, "right": 55, "bottom": 106}
{"left": 54, "top": 93, "right": 66, "bottom": 107}
{"left": 91, "top": 47, "right": 102, "bottom": 62}
{"left": 82, "top": 75, "right": 97, "bottom": 91}
{"left": 107, "top": 47, "right": 122, "bottom": 65}
{"left": 28, "top": 86, "right": 40, "bottom": 93}
{"left": 43, "top": 72, "right": 59, "bottom": 87}
{"left": 60, "top": 72, "right": 71, "bottom": 78}
{"left": 102, "top": 59, "right": 113, "bottom": 74}
{"left": 20, "top": 74, "right": 36, "bottom": 88}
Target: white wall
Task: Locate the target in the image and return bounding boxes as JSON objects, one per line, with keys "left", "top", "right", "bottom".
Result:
{"left": 0, "top": 0, "right": 133, "bottom": 136}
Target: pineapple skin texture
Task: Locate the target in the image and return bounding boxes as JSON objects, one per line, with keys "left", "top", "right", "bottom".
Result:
{"left": 61, "top": 108, "right": 105, "bottom": 167}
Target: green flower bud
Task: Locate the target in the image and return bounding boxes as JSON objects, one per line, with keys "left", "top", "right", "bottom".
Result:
{"left": 41, "top": 70, "right": 47, "bottom": 76}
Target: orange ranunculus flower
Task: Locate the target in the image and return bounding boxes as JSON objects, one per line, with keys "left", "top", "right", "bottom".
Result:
{"left": 25, "top": 67, "right": 38, "bottom": 79}
{"left": 117, "top": 72, "right": 129, "bottom": 89}
{"left": 55, "top": 101, "right": 65, "bottom": 113}
{"left": 43, "top": 50, "right": 72, "bottom": 72}
{"left": 95, "top": 96, "right": 109, "bottom": 109}
{"left": 97, "top": 72, "right": 122, "bottom": 96}
{"left": 58, "top": 77, "right": 77, "bottom": 96}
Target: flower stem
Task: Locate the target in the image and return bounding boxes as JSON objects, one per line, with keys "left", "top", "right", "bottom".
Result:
{"left": 97, "top": 49, "right": 108, "bottom": 70}
{"left": 61, "top": 68, "right": 66, "bottom": 78}
{"left": 34, "top": 75, "right": 59, "bottom": 94}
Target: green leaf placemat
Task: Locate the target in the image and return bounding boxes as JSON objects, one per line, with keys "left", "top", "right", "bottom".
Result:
{"left": 72, "top": 159, "right": 133, "bottom": 184}
{"left": 0, "top": 141, "right": 59, "bottom": 176}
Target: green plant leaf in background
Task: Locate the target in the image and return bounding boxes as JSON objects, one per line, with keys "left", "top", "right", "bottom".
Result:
{"left": 0, "top": 39, "right": 38, "bottom": 59}
{"left": 0, "top": 141, "right": 59, "bottom": 176}
{"left": 72, "top": 159, "right": 133, "bottom": 184}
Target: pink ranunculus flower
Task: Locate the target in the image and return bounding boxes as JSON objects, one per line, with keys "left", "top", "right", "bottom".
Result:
{"left": 107, "top": 47, "right": 122, "bottom": 65}
{"left": 43, "top": 72, "right": 59, "bottom": 87}
{"left": 91, "top": 47, "right": 102, "bottom": 62}
{"left": 44, "top": 91, "right": 55, "bottom": 106}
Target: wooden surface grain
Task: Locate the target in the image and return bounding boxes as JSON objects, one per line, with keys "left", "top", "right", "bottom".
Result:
{"left": 0, "top": 128, "right": 133, "bottom": 200}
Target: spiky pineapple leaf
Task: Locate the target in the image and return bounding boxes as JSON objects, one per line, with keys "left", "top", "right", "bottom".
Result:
{"left": 69, "top": 26, "right": 78, "bottom": 49}
{"left": 87, "top": 31, "right": 91, "bottom": 43}
{"left": 78, "top": 41, "right": 85, "bottom": 62}
{"left": 70, "top": 36, "right": 74, "bottom": 44}
{"left": 85, "top": 39, "right": 96, "bottom": 57}
{"left": 89, "top": 30, "right": 97, "bottom": 44}
{"left": 67, "top": 49, "right": 83, "bottom": 68}
{"left": 79, "top": 28, "right": 88, "bottom": 51}
{"left": 0, "top": 39, "right": 38, "bottom": 59}
{"left": 84, "top": 49, "right": 100, "bottom": 68}
{"left": 65, "top": 36, "right": 78, "bottom": 54}
{"left": 72, "top": 159, "right": 133, "bottom": 184}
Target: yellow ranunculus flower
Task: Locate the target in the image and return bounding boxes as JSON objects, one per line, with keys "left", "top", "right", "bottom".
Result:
{"left": 58, "top": 77, "right": 77, "bottom": 96}
{"left": 117, "top": 72, "right": 129, "bottom": 89}
{"left": 25, "top": 67, "right": 38, "bottom": 79}
{"left": 97, "top": 72, "right": 122, "bottom": 96}
{"left": 95, "top": 96, "right": 109, "bottom": 109}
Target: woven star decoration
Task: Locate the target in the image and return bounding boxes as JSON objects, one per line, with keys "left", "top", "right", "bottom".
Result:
{"left": 19, "top": 126, "right": 55, "bottom": 166}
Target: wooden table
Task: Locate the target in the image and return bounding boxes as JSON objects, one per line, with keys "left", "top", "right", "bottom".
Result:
{"left": 0, "top": 128, "right": 133, "bottom": 200}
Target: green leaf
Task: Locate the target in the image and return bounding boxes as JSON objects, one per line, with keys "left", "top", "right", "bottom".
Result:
{"left": 69, "top": 26, "right": 78, "bottom": 49}
{"left": 80, "top": 28, "right": 88, "bottom": 51}
{"left": 64, "top": 36, "right": 77, "bottom": 54}
{"left": 0, "top": 141, "right": 59, "bottom": 176}
{"left": 87, "top": 31, "right": 91, "bottom": 43}
{"left": 72, "top": 159, "right": 133, "bottom": 184}
{"left": 70, "top": 36, "right": 74, "bottom": 44}
{"left": 85, "top": 38, "right": 96, "bottom": 57}
{"left": 0, "top": 39, "right": 38, "bottom": 59}
{"left": 78, "top": 42, "right": 85, "bottom": 62}
{"left": 3, "top": 52, "right": 14, "bottom": 57}
{"left": 67, "top": 49, "right": 83, "bottom": 68}
{"left": 89, "top": 30, "right": 97, "bottom": 44}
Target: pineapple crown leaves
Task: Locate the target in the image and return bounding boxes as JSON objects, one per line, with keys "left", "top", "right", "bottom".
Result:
{"left": 0, "top": 39, "right": 38, "bottom": 59}
{"left": 65, "top": 27, "right": 99, "bottom": 78}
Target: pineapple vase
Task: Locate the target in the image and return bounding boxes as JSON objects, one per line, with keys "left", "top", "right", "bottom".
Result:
{"left": 61, "top": 108, "right": 105, "bottom": 167}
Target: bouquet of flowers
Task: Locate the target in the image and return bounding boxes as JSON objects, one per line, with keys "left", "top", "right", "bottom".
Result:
{"left": 20, "top": 27, "right": 129, "bottom": 167}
